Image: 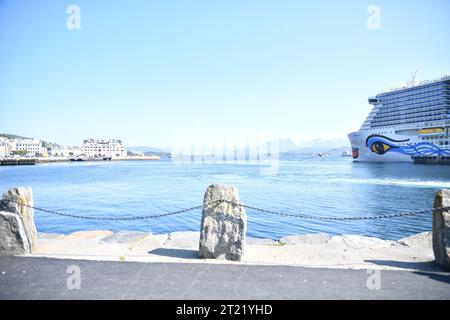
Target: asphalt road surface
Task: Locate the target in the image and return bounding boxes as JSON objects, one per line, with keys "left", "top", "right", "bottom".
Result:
{"left": 0, "top": 257, "right": 449, "bottom": 299}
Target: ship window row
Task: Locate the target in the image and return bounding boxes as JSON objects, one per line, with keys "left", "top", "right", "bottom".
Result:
{"left": 374, "top": 107, "right": 448, "bottom": 118}
{"left": 379, "top": 97, "right": 449, "bottom": 110}
{"left": 378, "top": 104, "right": 448, "bottom": 113}
{"left": 379, "top": 89, "right": 448, "bottom": 103}
{"left": 380, "top": 95, "right": 449, "bottom": 108}
{"left": 379, "top": 82, "right": 450, "bottom": 99}
{"left": 381, "top": 100, "right": 450, "bottom": 111}
{"left": 379, "top": 90, "right": 449, "bottom": 104}
{"left": 421, "top": 135, "right": 449, "bottom": 140}
{"left": 372, "top": 113, "right": 448, "bottom": 123}
{"left": 370, "top": 115, "right": 448, "bottom": 126}
{"left": 380, "top": 104, "right": 450, "bottom": 114}
{"left": 370, "top": 120, "right": 446, "bottom": 128}
{"left": 370, "top": 119, "right": 450, "bottom": 127}
{"left": 379, "top": 105, "right": 449, "bottom": 115}
{"left": 378, "top": 90, "right": 450, "bottom": 104}
{"left": 375, "top": 104, "right": 448, "bottom": 115}
{"left": 393, "top": 140, "right": 450, "bottom": 147}
{"left": 422, "top": 140, "right": 448, "bottom": 146}
{"left": 380, "top": 96, "right": 449, "bottom": 108}
{"left": 372, "top": 116, "right": 448, "bottom": 126}
{"left": 379, "top": 94, "right": 447, "bottom": 107}
{"left": 371, "top": 120, "right": 450, "bottom": 129}
{"left": 370, "top": 119, "right": 448, "bottom": 129}
{"left": 374, "top": 107, "right": 449, "bottom": 119}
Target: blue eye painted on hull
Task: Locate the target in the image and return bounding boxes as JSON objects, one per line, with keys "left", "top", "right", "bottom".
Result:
{"left": 365, "top": 135, "right": 407, "bottom": 155}
{"left": 365, "top": 134, "right": 450, "bottom": 156}
{"left": 370, "top": 141, "right": 395, "bottom": 155}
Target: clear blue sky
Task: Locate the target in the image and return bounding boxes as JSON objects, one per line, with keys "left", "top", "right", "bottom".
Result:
{"left": 1, "top": 0, "right": 449, "bottom": 147}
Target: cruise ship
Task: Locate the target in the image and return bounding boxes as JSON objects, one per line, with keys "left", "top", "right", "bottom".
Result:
{"left": 348, "top": 75, "right": 450, "bottom": 162}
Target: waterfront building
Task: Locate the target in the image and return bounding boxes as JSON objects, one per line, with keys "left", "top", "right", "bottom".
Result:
{"left": 348, "top": 74, "right": 450, "bottom": 162}
{"left": 49, "top": 145, "right": 83, "bottom": 157}
{"left": 0, "top": 138, "right": 11, "bottom": 157}
{"left": 10, "top": 139, "right": 45, "bottom": 156}
{"left": 82, "top": 139, "right": 127, "bottom": 158}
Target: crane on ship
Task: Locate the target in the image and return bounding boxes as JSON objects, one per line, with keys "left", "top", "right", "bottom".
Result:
{"left": 406, "top": 70, "right": 418, "bottom": 87}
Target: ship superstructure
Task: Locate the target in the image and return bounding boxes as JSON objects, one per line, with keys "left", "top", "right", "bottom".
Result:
{"left": 348, "top": 75, "right": 450, "bottom": 162}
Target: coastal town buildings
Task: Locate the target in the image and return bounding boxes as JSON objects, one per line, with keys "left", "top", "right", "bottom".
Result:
{"left": 3, "top": 138, "right": 46, "bottom": 156}
{"left": 82, "top": 139, "right": 127, "bottom": 158}
{"left": 0, "top": 138, "right": 11, "bottom": 157}
{"left": 1, "top": 135, "right": 130, "bottom": 159}
{"left": 48, "top": 145, "right": 83, "bottom": 157}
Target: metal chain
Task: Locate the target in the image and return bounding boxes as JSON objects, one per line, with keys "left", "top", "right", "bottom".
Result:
{"left": 217, "top": 199, "right": 449, "bottom": 221}
{"left": 1, "top": 198, "right": 203, "bottom": 221}
{"left": 2, "top": 197, "right": 448, "bottom": 222}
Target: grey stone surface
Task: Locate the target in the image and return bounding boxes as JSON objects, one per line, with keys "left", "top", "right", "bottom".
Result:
{"left": 100, "top": 231, "right": 149, "bottom": 244}
{"left": 1, "top": 187, "right": 37, "bottom": 252}
{"left": 37, "top": 233, "right": 66, "bottom": 240}
{"left": 246, "top": 237, "right": 276, "bottom": 245}
{"left": 199, "top": 184, "right": 246, "bottom": 261}
{"left": 433, "top": 189, "right": 450, "bottom": 271}
{"left": 280, "top": 233, "right": 331, "bottom": 245}
{"left": 398, "top": 232, "right": 432, "bottom": 248}
{"left": 339, "top": 235, "right": 394, "bottom": 249}
{"left": 164, "top": 231, "right": 199, "bottom": 248}
{"left": 0, "top": 211, "right": 30, "bottom": 255}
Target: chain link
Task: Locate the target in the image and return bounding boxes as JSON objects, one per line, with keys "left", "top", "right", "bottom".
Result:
{"left": 218, "top": 199, "right": 449, "bottom": 221}
{"left": 2, "top": 197, "right": 448, "bottom": 222}
{"left": 1, "top": 198, "right": 203, "bottom": 221}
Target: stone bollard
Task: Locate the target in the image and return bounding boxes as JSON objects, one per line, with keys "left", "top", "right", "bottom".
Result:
{"left": 433, "top": 189, "right": 450, "bottom": 271}
{"left": 0, "top": 187, "right": 37, "bottom": 255}
{"left": 199, "top": 184, "right": 246, "bottom": 261}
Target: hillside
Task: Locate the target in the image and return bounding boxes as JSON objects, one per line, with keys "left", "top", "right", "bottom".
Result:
{"left": 0, "top": 133, "right": 30, "bottom": 140}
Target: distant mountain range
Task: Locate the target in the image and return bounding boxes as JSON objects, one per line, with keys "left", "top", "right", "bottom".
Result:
{"left": 267, "top": 138, "right": 350, "bottom": 154}
{"left": 126, "top": 146, "right": 171, "bottom": 157}
{"left": 126, "top": 146, "right": 170, "bottom": 154}
{"left": 127, "top": 138, "right": 350, "bottom": 156}
{"left": 280, "top": 138, "right": 350, "bottom": 154}
{"left": 2, "top": 133, "right": 350, "bottom": 157}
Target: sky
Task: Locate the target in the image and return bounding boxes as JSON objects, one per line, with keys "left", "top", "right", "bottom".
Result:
{"left": 1, "top": 0, "right": 449, "bottom": 148}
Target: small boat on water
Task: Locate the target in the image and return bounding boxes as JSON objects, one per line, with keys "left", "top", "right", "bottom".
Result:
{"left": 70, "top": 154, "right": 112, "bottom": 162}
{"left": 341, "top": 151, "right": 352, "bottom": 157}
{"left": 70, "top": 154, "right": 88, "bottom": 162}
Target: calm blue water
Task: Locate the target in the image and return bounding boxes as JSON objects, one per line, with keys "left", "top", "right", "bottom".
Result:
{"left": 1, "top": 158, "right": 449, "bottom": 240}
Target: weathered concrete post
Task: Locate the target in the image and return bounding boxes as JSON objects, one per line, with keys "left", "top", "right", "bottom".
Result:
{"left": 199, "top": 184, "right": 246, "bottom": 261}
{"left": 433, "top": 189, "right": 450, "bottom": 271}
{"left": 0, "top": 187, "right": 37, "bottom": 255}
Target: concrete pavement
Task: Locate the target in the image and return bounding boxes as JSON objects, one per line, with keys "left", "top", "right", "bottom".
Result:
{"left": 33, "top": 231, "right": 442, "bottom": 271}
{"left": 0, "top": 256, "right": 449, "bottom": 299}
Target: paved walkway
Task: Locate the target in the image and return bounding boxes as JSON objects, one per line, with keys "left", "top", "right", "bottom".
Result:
{"left": 0, "top": 257, "right": 449, "bottom": 299}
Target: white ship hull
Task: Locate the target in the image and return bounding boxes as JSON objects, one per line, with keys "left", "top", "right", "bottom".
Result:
{"left": 348, "top": 127, "right": 450, "bottom": 162}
